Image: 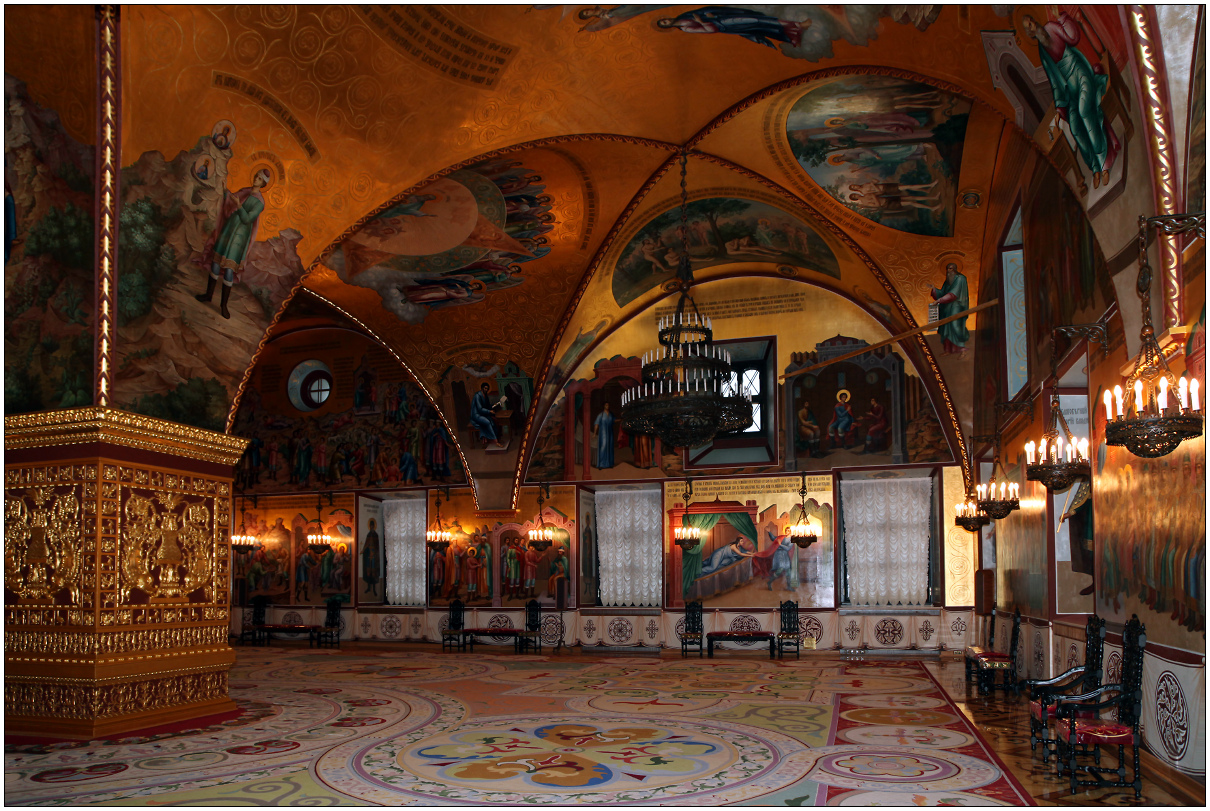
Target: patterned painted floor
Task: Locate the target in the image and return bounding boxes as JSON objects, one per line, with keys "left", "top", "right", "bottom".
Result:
{"left": 3, "top": 646, "right": 1199, "bottom": 806}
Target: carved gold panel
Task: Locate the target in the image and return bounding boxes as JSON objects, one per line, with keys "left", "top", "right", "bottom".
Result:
{"left": 4, "top": 484, "right": 84, "bottom": 604}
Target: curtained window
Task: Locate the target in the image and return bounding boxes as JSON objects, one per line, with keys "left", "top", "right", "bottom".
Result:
{"left": 383, "top": 497, "right": 426, "bottom": 606}
{"left": 596, "top": 489, "right": 662, "bottom": 606}
{"left": 840, "top": 478, "right": 932, "bottom": 606}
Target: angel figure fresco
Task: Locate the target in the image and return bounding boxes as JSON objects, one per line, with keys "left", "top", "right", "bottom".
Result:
{"left": 1019, "top": 8, "right": 1120, "bottom": 188}
{"left": 657, "top": 7, "right": 806, "bottom": 49}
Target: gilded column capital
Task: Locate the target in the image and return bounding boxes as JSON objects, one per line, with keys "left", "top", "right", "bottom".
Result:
{"left": 4, "top": 407, "right": 249, "bottom": 467}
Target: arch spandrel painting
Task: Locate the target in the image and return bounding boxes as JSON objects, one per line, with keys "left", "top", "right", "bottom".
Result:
{"left": 327, "top": 158, "right": 555, "bottom": 324}
{"left": 785, "top": 76, "right": 971, "bottom": 237}
{"left": 611, "top": 197, "right": 840, "bottom": 307}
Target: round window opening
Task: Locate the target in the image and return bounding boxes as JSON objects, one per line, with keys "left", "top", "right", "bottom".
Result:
{"left": 287, "top": 360, "right": 333, "bottom": 413}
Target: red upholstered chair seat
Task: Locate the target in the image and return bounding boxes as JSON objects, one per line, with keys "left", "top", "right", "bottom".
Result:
{"left": 975, "top": 651, "right": 1010, "bottom": 660}
{"left": 1050, "top": 719, "right": 1135, "bottom": 745}
{"left": 1030, "top": 700, "right": 1096, "bottom": 721}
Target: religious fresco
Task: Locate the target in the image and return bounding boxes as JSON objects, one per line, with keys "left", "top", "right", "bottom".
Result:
{"left": 231, "top": 327, "right": 464, "bottom": 494}
{"left": 111, "top": 121, "right": 308, "bottom": 431}
{"left": 984, "top": 7, "right": 1134, "bottom": 212}
{"left": 612, "top": 196, "right": 839, "bottom": 306}
{"left": 553, "top": 5, "right": 945, "bottom": 61}
{"left": 785, "top": 76, "right": 971, "bottom": 237}
{"left": 1187, "top": 27, "right": 1206, "bottom": 217}
{"left": 4, "top": 75, "right": 96, "bottom": 416}
{"left": 230, "top": 493, "right": 356, "bottom": 607}
{"left": 358, "top": 497, "right": 384, "bottom": 605}
{"left": 1090, "top": 314, "right": 1206, "bottom": 649}
{"left": 663, "top": 475, "right": 834, "bottom": 610}
{"left": 578, "top": 489, "right": 599, "bottom": 606}
{"left": 437, "top": 360, "right": 532, "bottom": 467}
{"left": 426, "top": 485, "right": 576, "bottom": 609}
{"left": 1022, "top": 168, "right": 1114, "bottom": 388}
{"left": 785, "top": 337, "right": 952, "bottom": 472}
{"left": 529, "top": 276, "right": 949, "bottom": 482}
{"left": 326, "top": 158, "right": 554, "bottom": 324}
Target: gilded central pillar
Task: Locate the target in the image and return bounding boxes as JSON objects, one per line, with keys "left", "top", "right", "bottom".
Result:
{"left": 4, "top": 407, "right": 247, "bottom": 738}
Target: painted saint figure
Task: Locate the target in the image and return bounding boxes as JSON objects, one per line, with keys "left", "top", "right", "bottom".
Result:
{"left": 797, "top": 402, "right": 821, "bottom": 456}
{"left": 361, "top": 518, "right": 380, "bottom": 598}
{"left": 196, "top": 168, "right": 270, "bottom": 319}
{"left": 860, "top": 397, "right": 889, "bottom": 453}
{"left": 593, "top": 402, "right": 616, "bottom": 469}
{"left": 827, "top": 391, "right": 856, "bottom": 449}
{"left": 930, "top": 262, "right": 970, "bottom": 354}
{"left": 657, "top": 7, "right": 805, "bottom": 49}
{"left": 469, "top": 382, "right": 504, "bottom": 447}
{"left": 699, "top": 537, "right": 756, "bottom": 577}
{"left": 1021, "top": 10, "right": 1120, "bottom": 188}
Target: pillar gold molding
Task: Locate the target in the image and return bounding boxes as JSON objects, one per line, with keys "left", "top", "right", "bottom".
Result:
{"left": 5, "top": 408, "right": 248, "bottom": 738}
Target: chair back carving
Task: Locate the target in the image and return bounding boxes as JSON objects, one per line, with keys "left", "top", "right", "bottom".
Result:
{"left": 324, "top": 598, "right": 342, "bottom": 629}
{"left": 685, "top": 600, "right": 703, "bottom": 634}
{"left": 1117, "top": 615, "right": 1146, "bottom": 728}
{"left": 525, "top": 599, "right": 541, "bottom": 632}
{"left": 779, "top": 600, "right": 799, "bottom": 635}
{"left": 251, "top": 595, "right": 269, "bottom": 626}
{"left": 987, "top": 612, "right": 996, "bottom": 649}
{"left": 448, "top": 599, "right": 465, "bottom": 631}
{"left": 1080, "top": 615, "right": 1106, "bottom": 692}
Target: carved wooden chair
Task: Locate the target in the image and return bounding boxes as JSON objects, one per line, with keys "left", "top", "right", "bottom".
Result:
{"left": 1052, "top": 615, "right": 1146, "bottom": 798}
{"left": 312, "top": 598, "right": 343, "bottom": 649}
{"left": 975, "top": 609, "right": 1020, "bottom": 695}
{"left": 1024, "top": 615, "right": 1105, "bottom": 763}
{"left": 518, "top": 599, "right": 543, "bottom": 654}
{"left": 239, "top": 595, "right": 269, "bottom": 646}
{"left": 441, "top": 599, "right": 465, "bottom": 652}
{"left": 964, "top": 613, "right": 996, "bottom": 683}
{"left": 777, "top": 600, "right": 801, "bottom": 659}
{"left": 681, "top": 600, "right": 704, "bottom": 658}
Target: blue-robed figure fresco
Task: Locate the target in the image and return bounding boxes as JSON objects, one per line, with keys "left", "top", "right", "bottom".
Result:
{"left": 656, "top": 6, "right": 804, "bottom": 49}
{"left": 469, "top": 381, "right": 503, "bottom": 447}
{"left": 700, "top": 538, "right": 756, "bottom": 576}
{"left": 593, "top": 402, "right": 616, "bottom": 469}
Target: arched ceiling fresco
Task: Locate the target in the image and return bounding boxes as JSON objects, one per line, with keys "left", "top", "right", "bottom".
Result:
{"left": 8, "top": 4, "right": 1163, "bottom": 508}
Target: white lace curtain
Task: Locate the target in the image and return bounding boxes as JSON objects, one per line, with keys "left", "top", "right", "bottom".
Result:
{"left": 841, "top": 478, "right": 932, "bottom": 606}
{"left": 596, "top": 489, "right": 662, "bottom": 606}
{"left": 384, "top": 497, "right": 426, "bottom": 606}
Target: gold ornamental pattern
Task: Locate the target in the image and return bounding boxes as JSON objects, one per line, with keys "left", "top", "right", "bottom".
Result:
{"left": 4, "top": 485, "right": 83, "bottom": 603}
{"left": 5, "top": 626, "right": 229, "bottom": 656}
{"left": 122, "top": 489, "right": 214, "bottom": 601}
{"left": 6, "top": 670, "right": 228, "bottom": 720}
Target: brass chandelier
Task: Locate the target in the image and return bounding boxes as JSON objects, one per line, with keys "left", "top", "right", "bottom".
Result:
{"left": 1103, "top": 213, "right": 1204, "bottom": 458}
{"left": 786, "top": 471, "right": 819, "bottom": 548}
{"left": 1025, "top": 326, "right": 1099, "bottom": 492}
{"left": 954, "top": 494, "right": 990, "bottom": 533}
{"left": 620, "top": 151, "right": 752, "bottom": 449}
{"left": 305, "top": 493, "right": 333, "bottom": 554}
{"left": 673, "top": 477, "right": 702, "bottom": 551}
{"left": 528, "top": 483, "right": 555, "bottom": 551}
{"left": 976, "top": 422, "right": 1020, "bottom": 521}
{"left": 230, "top": 493, "right": 257, "bottom": 547}
{"left": 426, "top": 487, "right": 453, "bottom": 552}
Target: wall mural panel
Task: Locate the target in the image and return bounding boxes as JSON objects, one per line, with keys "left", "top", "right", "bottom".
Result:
{"left": 785, "top": 76, "right": 971, "bottom": 237}
{"left": 231, "top": 327, "right": 463, "bottom": 494}
{"left": 426, "top": 485, "right": 576, "bottom": 609}
{"left": 4, "top": 74, "right": 97, "bottom": 416}
{"left": 113, "top": 122, "right": 308, "bottom": 431}
{"left": 357, "top": 496, "right": 384, "bottom": 605}
{"left": 993, "top": 446, "right": 1047, "bottom": 618}
{"left": 1091, "top": 312, "right": 1205, "bottom": 650}
{"left": 529, "top": 276, "right": 949, "bottom": 482}
{"left": 611, "top": 195, "right": 839, "bottom": 307}
{"left": 230, "top": 492, "right": 355, "bottom": 608}
{"left": 663, "top": 475, "right": 834, "bottom": 610}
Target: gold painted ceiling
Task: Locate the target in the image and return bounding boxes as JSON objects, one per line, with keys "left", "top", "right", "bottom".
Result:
{"left": 8, "top": 4, "right": 1161, "bottom": 508}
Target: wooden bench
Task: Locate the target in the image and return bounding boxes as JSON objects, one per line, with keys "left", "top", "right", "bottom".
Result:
{"left": 707, "top": 630, "right": 775, "bottom": 659}
{"left": 256, "top": 623, "right": 319, "bottom": 646}
{"left": 451, "top": 627, "right": 523, "bottom": 653}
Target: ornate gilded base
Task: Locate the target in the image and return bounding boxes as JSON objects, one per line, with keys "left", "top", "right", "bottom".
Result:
{"left": 4, "top": 407, "right": 246, "bottom": 739}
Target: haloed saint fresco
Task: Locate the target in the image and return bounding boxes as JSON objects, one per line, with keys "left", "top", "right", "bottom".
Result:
{"left": 327, "top": 158, "right": 554, "bottom": 324}
{"left": 786, "top": 75, "right": 971, "bottom": 237}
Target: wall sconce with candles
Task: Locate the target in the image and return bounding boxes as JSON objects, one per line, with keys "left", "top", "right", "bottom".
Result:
{"left": 786, "top": 471, "right": 819, "bottom": 549}
{"left": 426, "top": 486, "right": 452, "bottom": 553}
{"left": 954, "top": 494, "right": 990, "bottom": 532}
{"left": 528, "top": 483, "right": 555, "bottom": 551}
{"left": 673, "top": 476, "right": 703, "bottom": 551}
{"left": 1103, "top": 212, "right": 1204, "bottom": 458}
{"left": 1024, "top": 325, "right": 1104, "bottom": 492}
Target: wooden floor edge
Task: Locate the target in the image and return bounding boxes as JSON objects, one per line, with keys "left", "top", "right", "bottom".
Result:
{"left": 1140, "top": 747, "right": 1206, "bottom": 802}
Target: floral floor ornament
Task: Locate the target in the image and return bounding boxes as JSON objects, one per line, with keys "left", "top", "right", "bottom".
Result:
{"left": 5, "top": 648, "right": 1035, "bottom": 806}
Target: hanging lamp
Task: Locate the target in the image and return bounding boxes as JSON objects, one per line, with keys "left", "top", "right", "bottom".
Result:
{"left": 786, "top": 471, "right": 819, "bottom": 548}
{"left": 230, "top": 493, "right": 257, "bottom": 547}
{"left": 1103, "top": 213, "right": 1204, "bottom": 458}
{"left": 673, "top": 476, "right": 702, "bottom": 551}
{"left": 426, "top": 487, "right": 452, "bottom": 553}
{"left": 305, "top": 493, "right": 333, "bottom": 554}
{"left": 527, "top": 483, "right": 555, "bottom": 551}
{"left": 619, "top": 151, "right": 752, "bottom": 449}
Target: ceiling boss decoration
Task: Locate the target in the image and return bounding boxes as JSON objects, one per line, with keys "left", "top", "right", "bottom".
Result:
{"left": 620, "top": 153, "right": 753, "bottom": 450}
